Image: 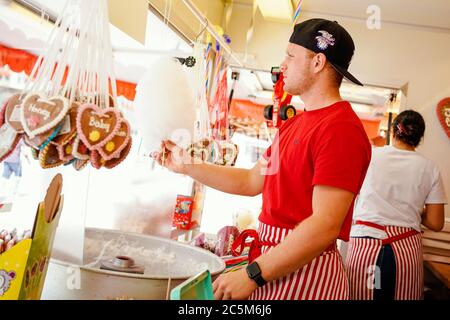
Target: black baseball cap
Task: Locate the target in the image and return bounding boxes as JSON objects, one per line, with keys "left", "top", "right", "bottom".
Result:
{"left": 289, "top": 18, "right": 363, "bottom": 86}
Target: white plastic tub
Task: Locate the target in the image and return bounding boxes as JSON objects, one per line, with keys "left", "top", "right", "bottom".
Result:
{"left": 41, "top": 228, "right": 225, "bottom": 300}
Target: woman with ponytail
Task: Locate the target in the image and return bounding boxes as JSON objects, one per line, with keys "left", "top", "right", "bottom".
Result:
{"left": 346, "top": 110, "right": 447, "bottom": 300}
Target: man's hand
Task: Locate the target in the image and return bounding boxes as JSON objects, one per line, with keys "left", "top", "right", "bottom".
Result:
{"left": 151, "top": 140, "right": 195, "bottom": 174}
{"left": 213, "top": 268, "right": 258, "bottom": 300}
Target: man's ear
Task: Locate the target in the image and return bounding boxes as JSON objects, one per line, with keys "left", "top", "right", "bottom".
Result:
{"left": 313, "top": 53, "right": 327, "bottom": 73}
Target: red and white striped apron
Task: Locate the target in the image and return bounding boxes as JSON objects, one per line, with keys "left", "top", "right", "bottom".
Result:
{"left": 233, "top": 221, "right": 349, "bottom": 300}
{"left": 346, "top": 220, "right": 423, "bottom": 300}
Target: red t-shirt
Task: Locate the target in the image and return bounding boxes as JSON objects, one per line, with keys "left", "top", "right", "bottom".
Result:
{"left": 259, "top": 101, "right": 371, "bottom": 241}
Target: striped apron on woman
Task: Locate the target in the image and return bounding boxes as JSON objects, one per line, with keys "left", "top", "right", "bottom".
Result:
{"left": 346, "top": 220, "right": 423, "bottom": 300}
{"left": 232, "top": 221, "right": 349, "bottom": 300}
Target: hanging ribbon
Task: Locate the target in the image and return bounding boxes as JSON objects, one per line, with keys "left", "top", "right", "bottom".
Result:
{"left": 213, "top": 43, "right": 223, "bottom": 90}
{"left": 203, "top": 24, "right": 231, "bottom": 100}
{"left": 292, "top": 0, "right": 304, "bottom": 26}
{"left": 204, "top": 42, "right": 213, "bottom": 98}
{"left": 225, "top": 0, "right": 234, "bottom": 32}
{"left": 245, "top": 0, "right": 258, "bottom": 62}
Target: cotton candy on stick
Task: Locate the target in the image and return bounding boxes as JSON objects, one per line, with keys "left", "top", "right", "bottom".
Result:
{"left": 134, "top": 57, "right": 197, "bottom": 161}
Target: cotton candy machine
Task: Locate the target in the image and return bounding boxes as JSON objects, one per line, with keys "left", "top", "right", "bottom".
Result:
{"left": 41, "top": 228, "right": 225, "bottom": 300}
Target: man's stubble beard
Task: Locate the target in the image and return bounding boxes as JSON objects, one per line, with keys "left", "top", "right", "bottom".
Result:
{"left": 285, "top": 74, "right": 313, "bottom": 97}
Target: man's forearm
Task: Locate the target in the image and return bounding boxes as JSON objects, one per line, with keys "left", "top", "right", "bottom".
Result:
{"left": 184, "top": 163, "right": 257, "bottom": 196}
{"left": 255, "top": 215, "right": 339, "bottom": 282}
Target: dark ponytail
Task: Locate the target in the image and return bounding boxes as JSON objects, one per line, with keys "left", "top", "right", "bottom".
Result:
{"left": 392, "top": 110, "right": 425, "bottom": 147}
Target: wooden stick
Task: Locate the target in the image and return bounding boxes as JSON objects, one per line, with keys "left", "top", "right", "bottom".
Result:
{"left": 161, "top": 146, "right": 166, "bottom": 167}
{"left": 166, "top": 277, "right": 172, "bottom": 300}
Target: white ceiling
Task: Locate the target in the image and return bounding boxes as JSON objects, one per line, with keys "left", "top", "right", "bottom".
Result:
{"left": 300, "top": 0, "right": 450, "bottom": 30}
{"left": 230, "top": 0, "right": 450, "bottom": 30}
{"left": 0, "top": 0, "right": 192, "bottom": 83}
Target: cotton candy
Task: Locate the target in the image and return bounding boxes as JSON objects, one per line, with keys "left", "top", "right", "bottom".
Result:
{"left": 134, "top": 57, "right": 196, "bottom": 153}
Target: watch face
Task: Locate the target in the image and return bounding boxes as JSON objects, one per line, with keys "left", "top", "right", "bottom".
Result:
{"left": 247, "top": 262, "right": 261, "bottom": 278}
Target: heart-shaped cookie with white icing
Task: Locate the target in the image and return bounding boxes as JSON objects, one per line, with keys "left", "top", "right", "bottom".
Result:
{"left": 5, "top": 93, "right": 25, "bottom": 133}
{"left": 0, "top": 123, "right": 21, "bottom": 162}
{"left": 214, "top": 141, "right": 239, "bottom": 166}
{"left": 77, "top": 104, "right": 121, "bottom": 150}
{"left": 21, "top": 93, "right": 69, "bottom": 138}
{"left": 97, "top": 119, "right": 131, "bottom": 161}
{"left": 51, "top": 102, "right": 79, "bottom": 146}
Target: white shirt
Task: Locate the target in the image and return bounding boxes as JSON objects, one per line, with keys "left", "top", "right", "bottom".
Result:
{"left": 351, "top": 145, "right": 448, "bottom": 239}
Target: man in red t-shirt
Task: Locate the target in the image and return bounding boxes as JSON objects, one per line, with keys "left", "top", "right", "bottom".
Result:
{"left": 154, "top": 19, "right": 371, "bottom": 300}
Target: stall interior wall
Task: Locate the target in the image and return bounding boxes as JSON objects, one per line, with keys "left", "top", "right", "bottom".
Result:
{"left": 226, "top": 8, "right": 450, "bottom": 217}
{"left": 149, "top": 0, "right": 225, "bottom": 42}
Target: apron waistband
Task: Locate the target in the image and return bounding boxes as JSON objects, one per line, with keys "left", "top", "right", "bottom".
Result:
{"left": 354, "top": 220, "right": 421, "bottom": 245}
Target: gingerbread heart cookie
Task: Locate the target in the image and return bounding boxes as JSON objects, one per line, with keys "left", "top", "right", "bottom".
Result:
{"left": 72, "top": 158, "right": 90, "bottom": 171}
{"left": 5, "top": 93, "right": 25, "bottom": 133}
{"left": 215, "top": 141, "right": 239, "bottom": 166}
{"left": 77, "top": 104, "right": 121, "bottom": 150}
{"left": 72, "top": 137, "right": 90, "bottom": 160}
{"left": 21, "top": 93, "right": 69, "bottom": 138}
{"left": 24, "top": 124, "right": 62, "bottom": 150}
{"left": 90, "top": 150, "right": 103, "bottom": 170}
{"left": 31, "top": 148, "right": 39, "bottom": 160}
{"left": 90, "top": 138, "right": 132, "bottom": 170}
{"left": 187, "top": 139, "right": 214, "bottom": 163}
{"left": 187, "top": 146, "right": 209, "bottom": 162}
{"left": 104, "top": 138, "right": 132, "bottom": 169}
{"left": 57, "top": 137, "right": 75, "bottom": 162}
{"left": 51, "top": 102, "right": 79, "bottom": 146}
{"left": 0, "top": 123, "right": 21, "bottom": 162}
{"left": 39, "top": 143, "right": 64, "bottom": 169}
{"left": 97, "top": 119, "right": 131, "bottom": 161}
{"left": 0, "top": 99, "right": 6, "bottom": 126}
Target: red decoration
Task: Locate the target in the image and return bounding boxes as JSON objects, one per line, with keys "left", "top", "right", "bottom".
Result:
{"left": 436, "top": 98, "right": 450, "bottom": 139}
{"left": 172, "top": 195, "right": 194, "bottom": 230}
{"left": 0, "top": 44, "right": 137, "bottom": 101}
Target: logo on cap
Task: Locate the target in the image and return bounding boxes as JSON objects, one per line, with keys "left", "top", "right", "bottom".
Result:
{"left": 315, "top": 30, "right": 335, "bottom": 50}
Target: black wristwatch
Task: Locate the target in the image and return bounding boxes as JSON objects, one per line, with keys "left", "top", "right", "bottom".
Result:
{"left": 246, "top": 261, "right": 267, "bottom": 287}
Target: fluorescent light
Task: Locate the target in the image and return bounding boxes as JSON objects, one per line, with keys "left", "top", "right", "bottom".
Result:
{"left": 257, "top": 0, "right": 293, "bottom": 23}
